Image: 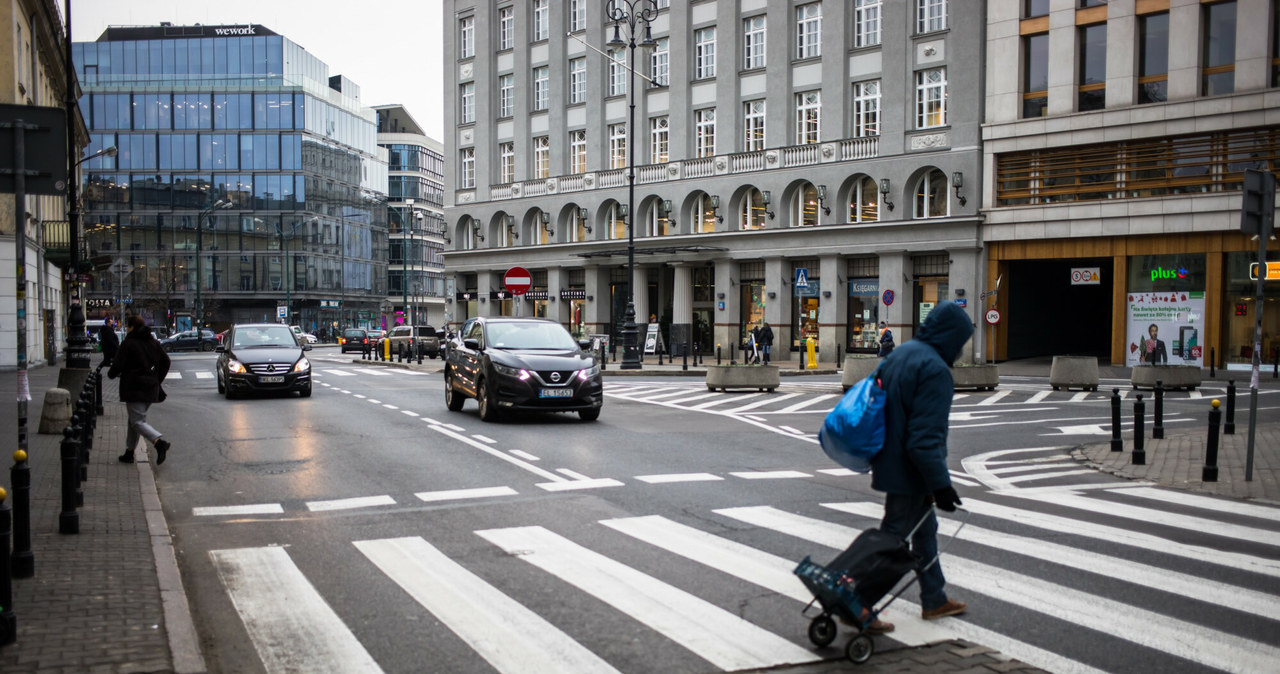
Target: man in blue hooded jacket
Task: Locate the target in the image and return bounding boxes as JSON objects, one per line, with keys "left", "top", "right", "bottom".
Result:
{"left": 870, "top": 302, "right": 971, "bottom": 626}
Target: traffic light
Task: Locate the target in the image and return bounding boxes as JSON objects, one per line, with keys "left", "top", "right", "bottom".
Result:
{"left": 1240, "top": 169, "right": 1276, "bottom": 236}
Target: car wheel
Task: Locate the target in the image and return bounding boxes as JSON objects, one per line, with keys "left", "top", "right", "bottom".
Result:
{"left": 162, "top": 344, "right": 172, "bottom": 353}
{"left": 224, "top": 384, "right": 237, "bottom": 400}
{"left": 444, "top": 370, "right": 466, "bottom": 411}
{"left": 201, "top": 342, "right": 214, "bottom": 352}
{"left": 578, "top": 407, "right": 601, "bottom": 422}
{"left": 476, "top": 378, "right": 500, "bottom": 422}
{"left": 299, "top": 383, "right": 312, "bottom": 398}
{"left": 216, "top": 373, "right": 225, "bottom": 394}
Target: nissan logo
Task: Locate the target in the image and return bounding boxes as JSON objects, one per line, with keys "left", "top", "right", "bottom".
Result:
{"left": 550, "top": 372, "right": 561, "bottom": 382}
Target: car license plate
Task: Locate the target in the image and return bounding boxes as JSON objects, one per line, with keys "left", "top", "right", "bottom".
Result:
{"left": 259, "top": 376, "right": 285, "bottom": 384}
{"left": 539, "top": 388, "right": 573, "bottom": 398}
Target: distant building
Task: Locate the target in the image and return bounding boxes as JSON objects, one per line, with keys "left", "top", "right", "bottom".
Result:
{"left": 374, "top": 104, "right": 448, "bottom": 327}
{"left": 72, "top": 24, "right": 388, "bottom": 334}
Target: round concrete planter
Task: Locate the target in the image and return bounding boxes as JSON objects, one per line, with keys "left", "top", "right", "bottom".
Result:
{"left": 841, "top": 355, "right": 881, "bottom": 391}
{"left": 951, "top": 364, "right": 999, "bottom": 391}
{"left": 1131, "top": 364, "right": 1202, "bottom": 391}
{"left": 705, "top": 364, "right": 780, "bottom": 392}
{"left": 1049, "top": 355, "right": 1100, "bottom": 391}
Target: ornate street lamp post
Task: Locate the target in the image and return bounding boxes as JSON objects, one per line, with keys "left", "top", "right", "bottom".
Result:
{"left": 607, "top": 0, "right": 657, "bottom": 370}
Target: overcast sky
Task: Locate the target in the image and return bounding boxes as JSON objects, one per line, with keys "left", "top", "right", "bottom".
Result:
{"left": 71, "top": 0, "right": 446, "bottom": 139}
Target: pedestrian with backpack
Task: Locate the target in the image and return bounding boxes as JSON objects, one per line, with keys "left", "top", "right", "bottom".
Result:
{"left": 877, "top": 321, "right": 895, "bottom": 357}
{"left": 107, "top": 315, "right": 173, "bottom": 465}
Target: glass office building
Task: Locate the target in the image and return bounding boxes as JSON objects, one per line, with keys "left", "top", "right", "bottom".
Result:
{"left": 73, "top": 24, "right": 388, "bottom": 334}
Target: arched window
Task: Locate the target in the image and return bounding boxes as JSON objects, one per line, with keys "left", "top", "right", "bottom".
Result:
{"left": 610, "top": 204, "right": 626, "bottom": 240}
{"left": 572, "top": 207, "right": 590, "bottom": 242}
{"left": 695, "top": 194, "right": 717, "bottom": 233}
{"left": 914, "top": 169, "right": 949, "bottom": 218}
{"left": 647, "top": 202, "right": 670, "bottom": 236}
{"left": 536, "top": 211, "right": 552, "bottom": 244}
{"left": 794, "top": 183, "right": 820, "bottom": 227}
{"left": 847, "top": 176, "right": 880, "bottom": 223}
{"left": 740, "top": 188, "right": 768, "bottom": 230}
{"left": 502, "top": 216, "right": 518, "bottom": 247}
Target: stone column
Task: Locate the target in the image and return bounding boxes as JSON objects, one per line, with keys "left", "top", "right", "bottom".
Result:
{"left": 714, "top": 259, "right": 740, "bottom": 356}
{"left": 878, "top": 252, "right": 911, "bottom": 342}
{"left": 947, "top": 247, "right": 981, "bottom": 364}
{"left": 671, "top": 263, "right": 693, "bottom": 356}
{"left": 477, "top": 271, "right": 497, "bottom": 318}
{"left": 545, "top": 266, "right": 565, "bottom": 324}
{"left": 765, "top": 257, "right": 791, "bottom": 357}
{"left": 819, "top": 255, "right": 845, "bottom": 363}
{"left": 584, "top": 265, "right": 610, "bottom": 340}
{"left": 632, "top": 265, "right": 649, "bottom": 329}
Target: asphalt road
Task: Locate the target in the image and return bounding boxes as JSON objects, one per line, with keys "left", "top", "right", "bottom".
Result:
{"left": 151, "top": 349, "right": 1280, "bottom": 674}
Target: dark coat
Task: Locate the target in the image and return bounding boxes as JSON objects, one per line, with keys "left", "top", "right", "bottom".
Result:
{"left": 99, "top": 324, "right": 120, "bottom": 362}
{"left": 1142, "top": 338, "right": 1168, "bottom": 365}
{"left": 870, "top": 303, "right": 973, "bottom": 496}
{"left": 108, "top": 327, "right": 171, "bottom": 403}
{"left": 758, "top": 324, "right": 774, "bottom": 346}
{"left": 877, "top": 328, "right": 895, "bottom": 357}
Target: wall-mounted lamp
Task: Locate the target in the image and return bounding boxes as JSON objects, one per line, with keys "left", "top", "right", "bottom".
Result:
{"left": 479, "top": 296, "right": 486, "bottom": 303}
{"left": 506, "top": 215, "right": 517, "bottom": 240}
{"left": 822, "top": 290, "right": 832, "bottom": 298}
{"left": 473, "top": 223, "right": 484, "bottom": 242}
{"left": 761, "top": 190, "right": 775, "bottom": 220}
{"left": 577, "top": 206, "right": 592, "bottom": 233}
{"left": 709, "top": 195, "right": 722, "bottom": 223}
{"left": 952, "top": 171, "right": 966, "bottom": 206}
{"left": 540, "top": 211, "right": 553, "bottom": 236}
{"left": 716, "top": 292, "right": 726, "bottom": 300}
{"left": 879, "top": 179, "right": 895, "bottom": 211}
{"left": 619, "top": 203, "right": 629, "bottom": 218}
{"left": 586, "top": 295, "right": 594, "bottom": 302}
{"left": 662, "top": 199, "right": 676, "bottom": 227}
{"left": 817, "top": 185, "right": 831, "bottom": 216}
{"left": 767, "top": 291, "right": 777, "bottom": 299}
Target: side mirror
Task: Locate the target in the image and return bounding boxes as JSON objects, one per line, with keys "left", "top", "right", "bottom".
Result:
{"left": 463, "top": 338, "right": 481, "bottom": 350}
{"left": 578, "top": 340, "right": 593, "bottom": 351}
{"left": 215, "top": 345, "right": 226, "bottom": 353}
{"left": 302, "top": 344, "right": 312, "bottom": 352}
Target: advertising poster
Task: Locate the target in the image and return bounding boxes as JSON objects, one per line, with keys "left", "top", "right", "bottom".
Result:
{"left": 1126, "top": 291, "right": 1205, "bottom": 367}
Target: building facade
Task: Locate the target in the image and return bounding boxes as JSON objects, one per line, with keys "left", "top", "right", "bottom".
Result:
{"left": 443, "top": 0, "right": 985, "bottom": 362}
{"left": 72, "top": 24, "right": 388, "bottom": 336}
{"left": 984, "top": 0, "right": 1280, "bottom": 368}
{"left": 375, "top": 104, "right": 448, "bottom": 327}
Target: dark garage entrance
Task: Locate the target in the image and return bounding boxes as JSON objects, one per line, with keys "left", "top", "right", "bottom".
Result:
{"left": 1005, "top": 258, "right": 1113, "bottom": 360}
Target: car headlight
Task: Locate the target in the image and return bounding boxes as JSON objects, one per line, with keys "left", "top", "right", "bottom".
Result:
{"left": 492, "top": 363, "right": 531, "bottom": 380}
{"left": 227, "top": 360, "right": 248, "bottom": 374}
{"left": 578, "top": 363, "right": 601, "bottom": 380}
{"left": 293, "top": 357, "right": 310, "bottom": 372}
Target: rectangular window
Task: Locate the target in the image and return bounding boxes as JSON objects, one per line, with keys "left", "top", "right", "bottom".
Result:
{"left": 744, "top": 99, "right": 766, "bottom": 151}
{"left": 460, "top": 83, "right": 476, "bottom": 124}
{"left": 743, "top": 16, "right": 766, "bottom": 70}
{"left": 570, "top": 130, "right": 587, "bottom": 173}
{"left": 608, "top": 48, "right": 627, "bottom": 97}
{"left": 855, "top": 0, "right": 882, "bottom": 48}
{"left": 796, "top": 3, "right": 822, "bottom": 60}
{"left": 650, "top": 116, "right": 669, "bottom": 164}
{"left": 499, "top": 7, "right": 515, "bottom": 50}
{"left": 533, "top": 136, "right": 550, "bottom": 178}
{"left": 532, "top": 0, "right": 549, "bottom": 42}
{"left": 917, "top": 0, "right": 948, "bottom": 34}
{"left": 499, "top": 142, "right": 515, "bottom": 183}
{"left": 1025, "top": 0, "right": 1049, "bottom": 17}
{"left": 609, "top": 123, "right": 627, "bottom": 169}
{"left": 460, "top": 148, "right": 475, "bottom": 189}
{"left": 533, "top": 66, "right": 549, "bottom": 110}
{"left": 459, "top": 16, "right": 475, "bottom": 59}
{"left": 1203, "top": 1, "right": 1237, "bottom": 96}
{"left": 695, "top": 108, "right": 716, "bottom": 158}
{"left": 853, "top": 80, "right": 880, "bottom": 137}
{"left": 1078, "top": 23, "right": 1106, "bottom": 112}
{"left": 795, "top": 91, "right": 820, "bottom": 144}
{"left": 1023, "top": 33, "right": 1049, "bottom": 117}
{"left": 498, "top": 74, "right": 514, "bottom": 117}
{"left": 569, "top": 57, "right": 587, "bottom": 104}
{"left": 651, "top": 38, "right": 669, "bottom": 86}
{"left": 916, "top": 67, "right": 947, "bottom": 128}
{"left": 1138, "top": 13, "right": 1169, "bottom": 104}
{"left": 570, "top": 0, "right": 586, "bottom": 32}
{"left": 695, "top": 27, "right": 716, "bottom": 79}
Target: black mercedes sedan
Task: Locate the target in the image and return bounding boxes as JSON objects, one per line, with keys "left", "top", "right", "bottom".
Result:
{"left": 444, "top": 317, "right": 602, "bottom": 421}
{"left": 215, "top": 323, "right": 312, "bottom": 399}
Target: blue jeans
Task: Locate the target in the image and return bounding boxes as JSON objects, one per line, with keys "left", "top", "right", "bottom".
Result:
{"left": 880, "top": 493, "right": 948, "bottom": 611}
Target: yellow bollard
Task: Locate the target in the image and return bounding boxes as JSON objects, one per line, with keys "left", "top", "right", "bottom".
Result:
{"left": 383, "top": 337, "right": 390, "bottom": 361}
{"left": 806, "top": 338, "right": 817, "bottom": 370}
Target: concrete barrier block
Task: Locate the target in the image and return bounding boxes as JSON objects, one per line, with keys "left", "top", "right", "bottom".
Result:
{"left": 705, "top": 365, "right": 780, "bottom": 392}
{"left": 1049, "top": 356, "right": 1100, "bottom": 391}
{"left": 1131, "top": 365, "right": 1202, "bottom": 391}
{"left": 952, "top": 364, "right": 1000, "bottom": 391}
{"left": 38, "top": 388, "right": 73, "bottom": 434}
{"left": 841, "top": 355, "right": 881, "bottom": 391}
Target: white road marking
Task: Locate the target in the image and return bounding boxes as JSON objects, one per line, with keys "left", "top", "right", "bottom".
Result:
{"left": 382, "top": 404, "right": 398, "bottom": 409}
{"left": 774, "top": 394, "right": 837, "bottom": 414}
{"left": 210, "top": 547, "right": 384, "bottom": 674}
{"left": 722, "top": 393, "right": 801, "bottom": 414}
{"left": 691, "top": 393, "right": 763, "bottom": 409}
{"left": 779, "top": 426, "right": 808, "bottom": 436}
{"left": 472, "top": 435, "right": 497, "bottom": 444}
{"left": 1111, "top": 486, "right": 1280, "bottom": 521}
{"left": 987, "top": 462, "right": 1080, "bottom": 475}
{"left": 962, "top": 447, "right": 1076, "bottom": 491}
{"left": 355, "top": 537, "right": 619, "bottom": 674}
{"left": 1026, "top": 391, "right": 1051, "bottom": 404}
{"left": 168, "top": 372, "right": 182, "bottom": 379}
{"left": 663, "top": 392, "right": 725, "bottom": 405}
{"left": 949, "top": 473, "right": 980, "bottom": 487}
{"left": 442, "top": 423, "right": 465, "bottom": 432}
{"left": 340, "top": 389, "right": 351, "bottom": 394}
{"left": 415, "top": 486, "right": 518, "bottom": 502}
{"left": 427, "top": 426, "right": 564, "bottom": 482}
{"left": 353, "top": 394, "right": 366, "bottom": 399}
{"left": 635, "top": 473, "right": 724, "bottom": 483}
{"left": 975, "top": 390, "right": 1012, "bottom": 406}
{"left": 1069, "top": 392, "right": 1091, "bottom": 402}
{"left": 729, "top": 470, "right": 810, "bottom": 480}
{"left": 194, "top": 504, "right": 283, "bottom": 517}
{"left": 745, "top": 415, "right": 768, "bottom": 422}
{"left": 983, "top": 455, "right": 1073, "bottom": 465}
{"left": 401, "top": 410, "right": 419, "bottom": 417}
{"left": 195, "top": 371, "right": 214, "bottom": 379}
{"left": 509, "top": 450, "right": 540, "bottom": 461}
{"left": 556, "top": 469, "right": 592, "bottom": 480}
{"left": 306, "top": 495, "right": 396, "bottom": 512}
{"left": 367, "top": 399, "right": 381, "bottom": 404}
{"left": 321, "top": 369, "right": 356, "bottom": 376}
{"left": 630, "top": 389, "right": 704, "bottom": 401}
{"left": 1001, "top": 469, "right": 1097, "bottom": 484}
{"left": 350, "top": 368, "right": 393, "bottom": 376}
{"left": 536, "top": 478, "right": 625, "bottom": 492}
{"left": 817, "top": 468, "right": 859, "bottom": 477}
{"left": 476, "top": 526, "right": 820, "bottom": 671}
{"left": 1187, "top": 389, "right": 1203, "bottom": 399}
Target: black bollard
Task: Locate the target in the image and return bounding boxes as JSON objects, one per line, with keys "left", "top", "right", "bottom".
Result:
{"left": 417, "top": 342, "right": 423, "bottom": 364}
{"left": 60, "top": 427, "right": 80, "bottom": 534}
{"left": 694, "top": 343, "right": 701, "bottom": 366}
{"left": 730, "top": 344, "right": 736, "bottom": 365}
{"left": 682, "top": 349, "right": 688, "bottom": 372}
{"left": 1153, "top": 380, "right": 1165, "bottom": 440}
{"left": 836, "top": 344, "right": 842, "bottom": 366}
{"left": 1203, "top": 399, "right": 1222, "bottom": 482}
{"left": 0, "top": 488, "right": 14, "bottom": 646}
{"left": 599, "top": 344, "right": 607, "bottom": 371}
{"left": 1224, "top": 380, "right": 1236, "bottom": 435}
{"left": 94, "top": 370, "right": 104, "bottom": 415}
{"left": 1110, "top": 388, "right": 1123, "bottom": 452}
{"left": 10, "top": 450, "right": 33, "bottom": 578}
{"left": 1209, "top": 346, "right": 1216, "bottom": 378}
{"left": 717, "top": 345, "right": 722, "bottom": 365}
{"left": 1273, "top": 347, "right": 1278, "bottom": 378}
{"left": 1132, "top": 394, "right": 1146, "bottom": 465}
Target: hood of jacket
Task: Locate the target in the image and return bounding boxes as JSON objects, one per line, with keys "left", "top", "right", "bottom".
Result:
{"left": 124, "top": 325, "right": 153, "bottom": 341}
{"left": 914, "top": 302, "right": 973, "bottom": 366}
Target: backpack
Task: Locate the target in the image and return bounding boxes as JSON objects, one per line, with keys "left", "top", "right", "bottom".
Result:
{"left": 818, "top": 367, "right": 887, "bottom": 473}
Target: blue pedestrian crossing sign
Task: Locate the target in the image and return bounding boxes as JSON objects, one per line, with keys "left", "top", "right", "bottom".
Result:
{"left": 794, "top": 268, "right": 809, "bottom": 288}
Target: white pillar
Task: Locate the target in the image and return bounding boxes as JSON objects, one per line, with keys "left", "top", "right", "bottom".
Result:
{"left": 671, "top": 263, "right": 693, "bottom": 356}
{"left": 819, "top": 255, "right": 844, "bottom": 363}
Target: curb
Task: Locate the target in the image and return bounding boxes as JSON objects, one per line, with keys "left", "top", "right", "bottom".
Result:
{"left": 347, "top": 358, "right": 840, "bottom": 378}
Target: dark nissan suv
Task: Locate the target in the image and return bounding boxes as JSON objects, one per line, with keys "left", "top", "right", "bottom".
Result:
{"left": 444, "top": 317, "right": 602, "bottom": 421}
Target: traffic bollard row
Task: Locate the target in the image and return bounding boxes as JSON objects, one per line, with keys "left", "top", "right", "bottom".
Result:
{"left": 1, "top": 487, "right": 16, "bottom": 646}
{"left": 10, "top": 450, "right": 33, "bottom": 579}
{"left": 1209, "top": 346, "right": 1216, "bottom": 378}
{"left": 1132, "top": 394, "right": 1146, "bottom": 465}
{"left": 1110, "top": 388, "right": 1123, "bottom": 452}
{"left": 1203, "top": 399, "right": 1222, "bottom": 482}
{"left": 59, "top": 425, "right": 80, "bottom": 535}
{"left": 1225, "top": 380, "right": 1237, "bottom": 435}
{"left": 94, "top": 369, "right": 104, "bottom": 415}
{"left": 716, "top": 345, "right": 722, "bottom": 366}
{"left": 1153, "top": 380, "right": 1165, "bottom": 440}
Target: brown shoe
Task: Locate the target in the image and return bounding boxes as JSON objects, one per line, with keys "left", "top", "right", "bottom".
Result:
{"left": 921, "top": 599, "right": 967, "bottom": 620}
{"left": 865, "top": 619, "right": 895, "bottom": 634}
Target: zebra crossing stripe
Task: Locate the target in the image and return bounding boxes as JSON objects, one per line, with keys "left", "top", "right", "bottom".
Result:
{"left": 662, "top": 392, "right": 725, "bottom": 405}
{"left": 986, "top": 462, "right": 1080, "bottom": 475}
{"left": 722, "top": 393, "right": 801, "bottom": 414}
{"left": 774, "top": 394, "right": 837, "bottom": 414}
{"left": 691, "top": 393, "right": 763, "bottom": 409}
{"left": 824, "top": 502, "right": 1280, "bottom": 623}
{"left": 476, "top": 525, "right": 820, "bottom": 671}
{"left": 321, "top": 369, "right": 356, "bottom": 376}
{"left": 1000, "top": 469, "right": 1096, "bottom": 484}
{"left": 415, "top": 486, "right": 518, "bottom": 502}
{"left": 712, "top": 506, "right": 1107, "bottom": 674}
{"left": 975, "top": 390, "right": 1012, "bottom": 406}
{"left": 350, "top": 368, "right": 393, "bottom": 376}
{"left": 630, "top": 389, "right": 705, "bottom": 401}
{"left": 600, "top": 515, "right": 954, "bottom": 648}
{"left": 195, "top": 371, "right": 214, "bottom": 379}
{"left": 1026, "top": 391, "right": 1051, "bottom": 404}
{"left": 635, "top": 473, "right": 723, "bottom": 483}
{"left": 1069, "top": 392, "right": 1091, "bottom": 402}
{"left": 730, "top": 470, "right": 810, "bottom": 480}
{"left": 211, "top": 547, "right": 384, "bottom": 674}
{"left": 194, "top": 504, "right": 283, "bottom": 517}
{"left": 354, "top": 537, "right": 619, "bottom": 674}
{"left": 306, "top": 495, "right": 396, "bottom": 512}
{"left": 1111, "top": 486, "right": 1280, "bottom": 521}
{"left": 962, "top": 498, "right": 1280, "bottom": 578}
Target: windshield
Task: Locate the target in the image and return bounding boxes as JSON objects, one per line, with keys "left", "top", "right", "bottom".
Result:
{"left": 344, "top": 329, "right": 365, "bottom": 338}
{"left": 486, "top": 322, "right": 579, "bottom": 350}
{"left": 233, "top": 326, "right": 299, "bottom": 348}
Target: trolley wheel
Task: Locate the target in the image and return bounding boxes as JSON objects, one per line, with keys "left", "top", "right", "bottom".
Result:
{"left": 808, "top": 616, "right": 838, "bottom": 648}
{"left": 846, "top": 634, "right": 874, "bottom": 664}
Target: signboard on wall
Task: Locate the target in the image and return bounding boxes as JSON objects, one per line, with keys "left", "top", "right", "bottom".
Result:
{"left": 1071, "top": 267, "right": 1101, "bottom": 285}
{"left": 1126, "top": 291, "right": 1205, "bottom": 367}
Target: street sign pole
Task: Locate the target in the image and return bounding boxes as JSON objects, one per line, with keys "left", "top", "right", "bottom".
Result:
{"left": 1240, "top": 170, "right": 1276, "bottom": 482}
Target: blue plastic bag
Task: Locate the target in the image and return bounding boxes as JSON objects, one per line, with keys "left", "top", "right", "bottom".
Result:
{"left": 818, "top": 369, "right": 886, "bottom": 473}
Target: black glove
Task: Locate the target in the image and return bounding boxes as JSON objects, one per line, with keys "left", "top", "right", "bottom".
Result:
{"left": 932, "top": 486, "right": 962, "bottom": 512}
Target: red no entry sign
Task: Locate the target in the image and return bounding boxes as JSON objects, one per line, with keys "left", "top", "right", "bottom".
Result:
{"left": 504, "top": 266, "right": 532, "bottom": 296}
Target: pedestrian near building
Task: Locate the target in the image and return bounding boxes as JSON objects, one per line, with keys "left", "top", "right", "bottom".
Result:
{"left": 877, "top": 321, "right": 895, "bottom": 357}
{"left": 758, "top": 321, "right": 774, "bottom": 364}
{"left": 98, "top": 316, "right": 120, "bottom": 368}
{"left": 869, "top": 302, "right": 971, "bottom": 627}
{"left": 107, "top": 315, "right": 173, "bottom": 465}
